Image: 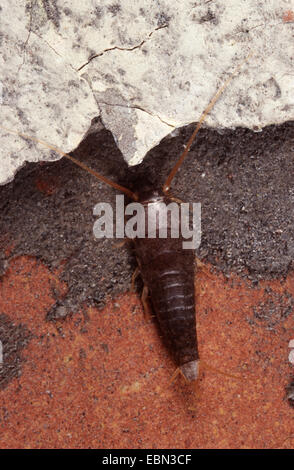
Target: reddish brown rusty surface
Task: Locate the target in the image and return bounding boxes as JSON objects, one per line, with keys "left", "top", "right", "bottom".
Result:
{"left": 0, "top": 255, "right": 294, "bottom": 448}
{"left": 283, "top": 10, "right": 294, "bottom": 23}
{"left": 34, "top": 163, "right": 62, "bottom": 196}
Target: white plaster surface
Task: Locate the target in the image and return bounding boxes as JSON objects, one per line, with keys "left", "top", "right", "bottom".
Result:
{"left": 0, "top": 0, "right": 293, "bottom": 183}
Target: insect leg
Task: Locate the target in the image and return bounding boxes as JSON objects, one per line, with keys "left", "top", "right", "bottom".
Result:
{"left": 112, "top": 239, "right": 131, "bottom": 249}
{"left": 131, "top": 266, "right": 140, "bottom": 292}
{"left": 164, "top": 192, "right": 185, "bottom": 204}
{"left": 141, "top": 284, "right": 153, "bottom": 320}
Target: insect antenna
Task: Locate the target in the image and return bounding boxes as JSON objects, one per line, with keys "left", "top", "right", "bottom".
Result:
{"left": 0, "top": 124, "right": 138, "bottom": 201}
{"left": 163, "top": 51, "right": 254, "bottom": 194}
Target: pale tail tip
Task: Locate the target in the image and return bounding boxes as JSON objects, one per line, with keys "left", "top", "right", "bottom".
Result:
{"left": 180, "top": 360, "right": 199, "bottom": 382}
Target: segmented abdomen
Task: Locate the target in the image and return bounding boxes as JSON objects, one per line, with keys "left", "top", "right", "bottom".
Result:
{"left": 134, "top": 235, "right": 198, "bottom": 369}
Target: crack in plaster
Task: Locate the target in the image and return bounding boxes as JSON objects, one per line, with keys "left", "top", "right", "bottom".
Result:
{"left": 96, "top": 100, "right": 175, "bottom": 129}
{"left": 77, "top": 24, "right": 169, "bottom": 72}
{"left": 17, "top": 1, "right": 34, "bottom": 75}
{"left": 17, "top": 11, "right": 170, "bottom": 136}
{"left": 33, "top": 31, "right": 63, "bottom": 59}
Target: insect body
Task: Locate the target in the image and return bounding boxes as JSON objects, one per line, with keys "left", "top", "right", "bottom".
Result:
{"left": 132, "top": 190, "right": 199, "bottom": 381}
